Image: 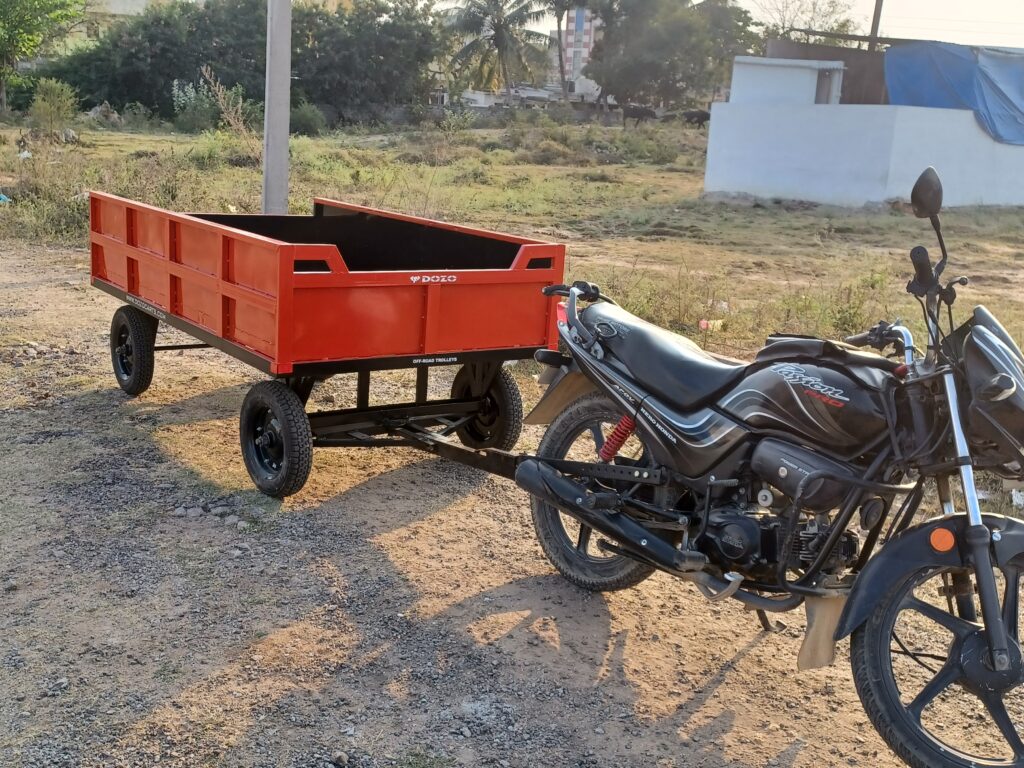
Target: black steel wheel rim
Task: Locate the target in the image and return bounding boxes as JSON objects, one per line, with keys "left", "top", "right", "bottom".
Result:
{"left": 550, "top": 415, "right": 652, "bottom": 564}
{"left": 250, "top": 407, "right": 285, "bottom": 476}
{"left": 113, "top": 323, "right": 134, "bottom": 380}
{"left": 880, "top": 564, "right": 1024, "bottom": 766}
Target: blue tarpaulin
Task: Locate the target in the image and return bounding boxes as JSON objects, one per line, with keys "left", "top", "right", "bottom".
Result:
{"left": 885, "top": 42, "right": 1024, "bottom": 145}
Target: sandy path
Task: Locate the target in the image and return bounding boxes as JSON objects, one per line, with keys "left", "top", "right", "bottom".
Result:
{"left": 0, "top": 241, "right": 900, "bottom": 768}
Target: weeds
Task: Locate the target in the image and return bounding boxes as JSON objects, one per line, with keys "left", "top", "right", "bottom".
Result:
{"left": 203, "top": 66, "right": 262, "bottom": 162}
{"left": 579, "top": 260, "right": 900, "bottom": 356}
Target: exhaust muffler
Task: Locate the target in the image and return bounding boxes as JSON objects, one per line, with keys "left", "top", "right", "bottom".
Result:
{"left": 515, "top": 459, "right": 706, "bottom": 572}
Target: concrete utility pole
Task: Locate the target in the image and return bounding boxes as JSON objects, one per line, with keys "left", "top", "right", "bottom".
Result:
{"left": 262, "top": 0, "right": 292, "bottom": 214}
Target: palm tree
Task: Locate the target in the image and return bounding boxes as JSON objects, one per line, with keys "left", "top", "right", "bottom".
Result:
{"left": 547, "top": 0, "right": 574, "bottom": 102}
{"left": 447, "top": 0, "right": 552, "bottom": 104}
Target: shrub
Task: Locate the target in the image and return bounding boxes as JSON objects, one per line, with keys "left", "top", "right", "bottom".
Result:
{"left": 291, "top": 100, "right": 327, "bottom": 136}
{"left": 451, "top": 166, "right": 490, "bottom": 185}
{"left": 187, "top": 132, "right": 226, "bottom": 169}
{"left": 517, "top": 139, "right": 585, "bottom": 166}
{"left": 202, "top": 67, "right": 262, "bottom": 163}
{"left": 172, "top": 80, "right": 219, "bottom": 133}
{"left": 5, "top": 74, "right": 38, "bottom": 113}
{"left": 649, "top": 142, "right": 679, "bottom": 165}
{"left": 29, "top": 79, "right": 78, "bottom": 135}
{"left": 121, "top": 102, "right": 156, "bottom": 131}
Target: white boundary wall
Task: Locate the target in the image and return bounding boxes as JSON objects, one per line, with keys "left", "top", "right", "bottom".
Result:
{"left": 704, "top": 103, "right": 1024, "bottom": 207}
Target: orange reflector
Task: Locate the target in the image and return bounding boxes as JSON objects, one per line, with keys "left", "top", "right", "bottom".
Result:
{"left": 930, "top": 527, "right": 956, "bottom": 553}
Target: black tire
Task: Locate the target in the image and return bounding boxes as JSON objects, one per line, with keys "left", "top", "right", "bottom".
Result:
{"left": 239, "top": 381, "right": 313, "bottom": 498}
{"left": 451, "top": 365, "right": 523, "bottom": 451}
{"left": 851, "top": 563, "right": 1024, "bottom": 768}
{"left": 109, "top": 306, "right": 158, "bottom": 396}
{"left": 530, "top": 392, "right": 657, "bottom": 592}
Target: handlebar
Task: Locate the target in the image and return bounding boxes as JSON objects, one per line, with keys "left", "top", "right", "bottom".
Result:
{"left": 544, "top": 281, "right": 614, "bottom": 350}
{"left": 843, "top": 331, "right": 872, "bottom": 348}
{"left": 543, "top": 281, "right": 605, "bottom": 301}
{"left": 843, "top": 320, "right": 916, "bottom": 366}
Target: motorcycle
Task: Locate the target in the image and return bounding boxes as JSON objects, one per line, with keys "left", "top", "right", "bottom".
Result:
{"left": 518, "top": 167, "right": 1024, "bottom": 768}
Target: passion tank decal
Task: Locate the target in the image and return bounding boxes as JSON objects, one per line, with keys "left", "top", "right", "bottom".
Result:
{"left": 770, "top": 363, "right": 849, "bottom": 408}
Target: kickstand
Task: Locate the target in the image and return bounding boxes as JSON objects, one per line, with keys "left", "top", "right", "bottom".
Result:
{"left": 756, "top": 609, "right": 786, "bottom": 633}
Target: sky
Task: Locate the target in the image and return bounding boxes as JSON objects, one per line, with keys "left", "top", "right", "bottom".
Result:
{"left": 534, "top": 1, "right": 1024, "bottom": 49}
{"left": 735, "top": 0, "right": 1024, "bottom": 48}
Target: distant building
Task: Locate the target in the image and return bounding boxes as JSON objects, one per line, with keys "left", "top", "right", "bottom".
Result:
{"left": 55, "top": 0, "right": 153, "bottom": 53}
{"left": 549, "top": 6, "right": 602, "bottom": 99}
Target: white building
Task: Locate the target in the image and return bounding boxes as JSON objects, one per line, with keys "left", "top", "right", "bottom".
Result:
{"left": 704, "top": 55, "right": 1024, "bottom": 207}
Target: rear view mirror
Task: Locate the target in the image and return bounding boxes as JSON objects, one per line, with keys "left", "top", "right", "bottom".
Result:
{"left": 911, "top": 167, "right": 943, "bottom": 218}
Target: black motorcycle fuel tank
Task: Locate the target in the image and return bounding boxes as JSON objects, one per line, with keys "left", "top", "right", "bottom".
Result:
{"left": 720, "top": 360, "right": 889, "bottom": 453}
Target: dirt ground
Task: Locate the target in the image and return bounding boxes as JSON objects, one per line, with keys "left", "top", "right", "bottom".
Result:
{"left": 1, "top": 240, "right": 916, "bottom": 768}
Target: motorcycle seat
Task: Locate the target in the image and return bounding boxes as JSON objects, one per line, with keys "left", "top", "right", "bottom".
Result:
{"left": 581, "top": 302, "right": 747, "bottom": 408}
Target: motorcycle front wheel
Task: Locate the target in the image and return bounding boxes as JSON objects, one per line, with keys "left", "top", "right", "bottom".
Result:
{"left": 530, "top": 392, "right": 670, "bottom": 592}
{"left": 851, "top": 562, "right": 1024, "bottom": 767}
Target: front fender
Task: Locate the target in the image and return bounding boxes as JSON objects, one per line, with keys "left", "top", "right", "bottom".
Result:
{"left": 523, "top": 369, "right": 597, "bottom": 425}
{"left": 835, "top": 513, "right": 1024, "bottom": 640}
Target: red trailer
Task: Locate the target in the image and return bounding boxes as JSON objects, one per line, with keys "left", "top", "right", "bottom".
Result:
{"left": 90, "top": 192, "right": 565, "bottom": 496}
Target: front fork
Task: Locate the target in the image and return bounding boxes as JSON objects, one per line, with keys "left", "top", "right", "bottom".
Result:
{"left": 942, "top": 372, "right": 1012, "bottom": 670}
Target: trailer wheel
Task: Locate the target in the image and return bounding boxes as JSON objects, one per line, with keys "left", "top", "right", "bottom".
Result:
{"left": 240, "top": 381, "right": 313, "bottom": 498}
{"left": 451, "top": 365, "right": 523, "bottom": 450}
{"left": 109, "top": 306, "right": 158, "bottom": 396}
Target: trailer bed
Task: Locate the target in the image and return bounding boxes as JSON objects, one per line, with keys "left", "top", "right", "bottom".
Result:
{"left": 89, "top": 193, "right": 565, "bottom": 375}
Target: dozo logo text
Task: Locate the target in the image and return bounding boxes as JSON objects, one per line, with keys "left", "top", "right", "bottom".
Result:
{"left": 409, "top": 275, "right": 457, "bottom": 284}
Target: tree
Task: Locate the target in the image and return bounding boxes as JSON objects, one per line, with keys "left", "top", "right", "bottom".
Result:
{"left": 0, "top": 0, "right": 85, "bottom": 112}
{"left": 753, "top": 0, "right": 859, "bottom": 45}
{"left": 585, "top": 0, "right": 757, "bottom": 107}
{"left": 446, "top": 0, "right": 551, "bottom": 103}
{"left": 29, "top": 76, "right": 76, "bottom": 133}
{"left": 546, "top": 0, "right": 573, "bottom": 101}
{"left": 47, "top": 0, "right": 204, "bottom": 117}
{"left": 586, "top": 0, "right": 710, "bottom": 107}
{"left": 695, "top": 0, "right": 760, "bottom": 98}
{"left": 293, "top": 0, "right": 440, "bottom": 114}
{"left": 48, "top": 0, "right": 441, "bottom": 121}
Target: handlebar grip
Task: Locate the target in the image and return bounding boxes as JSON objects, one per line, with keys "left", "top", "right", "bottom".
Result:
{"left": 543, "top": 284, "right": 570, "bottom": 296}
{"left": 571, "top": 280, "right": 601, "bottom": 301}
{"left": 910, "top": 246, "right": 934, "bottom": 287}
{"left": 844, "top": 331, "right": 872, "bottom": 348}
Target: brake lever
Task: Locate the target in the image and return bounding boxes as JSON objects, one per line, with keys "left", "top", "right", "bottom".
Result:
{"left": 940, "top": 276, "right": 969, "bottom": 307}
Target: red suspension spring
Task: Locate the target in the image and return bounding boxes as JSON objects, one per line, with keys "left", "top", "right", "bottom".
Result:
{"left": 599, "top": 414, "right": 636, "bottom": 463}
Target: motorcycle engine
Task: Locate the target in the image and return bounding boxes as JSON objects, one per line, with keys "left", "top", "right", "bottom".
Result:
{"left": 700, "top": 504, "right": 782, "bottom": 578}
{"left": 700, "top": 504, "right": 859, "bottom": 578}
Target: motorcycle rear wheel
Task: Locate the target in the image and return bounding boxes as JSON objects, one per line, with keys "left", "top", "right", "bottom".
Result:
{"left": 851, "top": 563, "right": 1024, "bottom": 768}
{"left": 530, "top": 392, "right": 664, "bottom": 592}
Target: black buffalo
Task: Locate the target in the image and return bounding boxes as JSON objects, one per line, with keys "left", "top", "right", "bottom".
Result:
{"left": 622, "top": 104, "right": 657, "bottom": 127}
{"left": 680, "top": 109, "right": 710, "bottom": 129}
